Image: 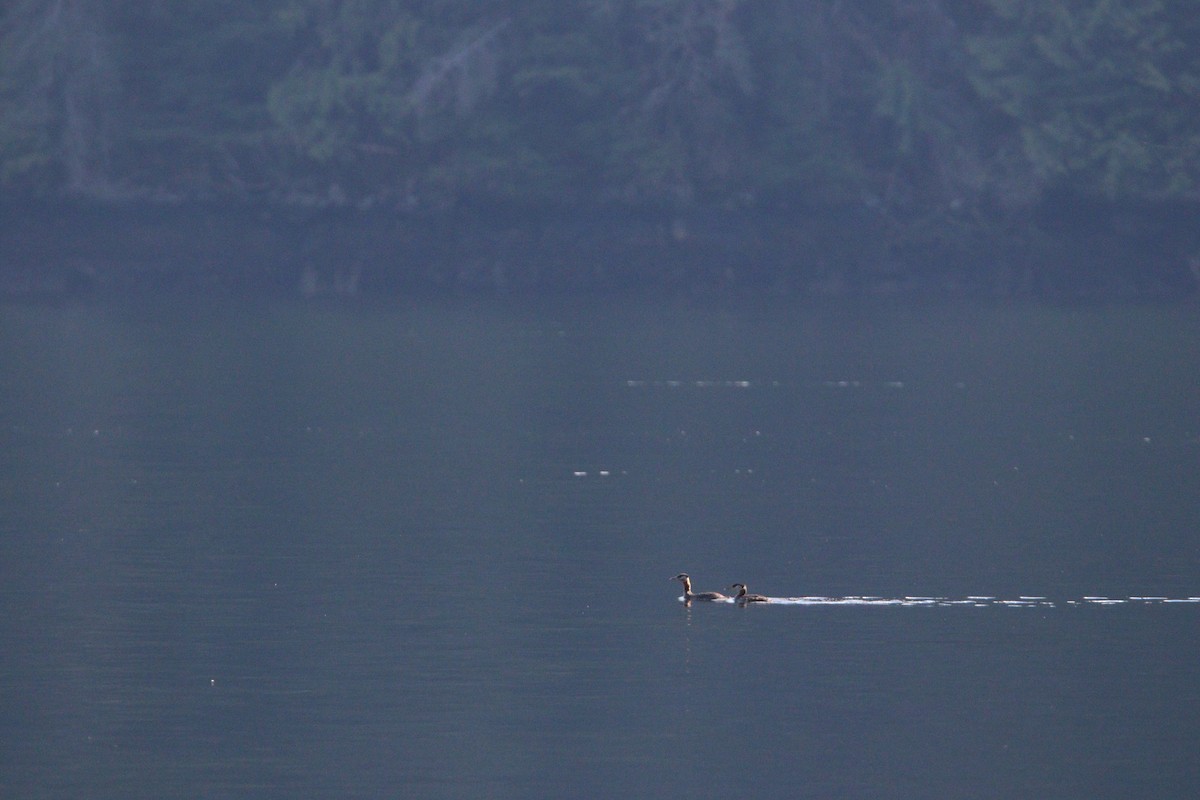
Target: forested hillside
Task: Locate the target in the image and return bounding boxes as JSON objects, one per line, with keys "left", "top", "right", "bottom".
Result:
{"left": 3, "top": 1, "right": 1198, "bottom": 295}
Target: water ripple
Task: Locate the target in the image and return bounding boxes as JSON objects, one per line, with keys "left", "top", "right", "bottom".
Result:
{"left": 680, "top": 595, "right": 1200, "bottom": 607}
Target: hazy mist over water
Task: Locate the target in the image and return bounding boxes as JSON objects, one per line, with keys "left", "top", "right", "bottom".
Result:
{"left": 2, "top": 298, "right": 1198, "bottom": 798}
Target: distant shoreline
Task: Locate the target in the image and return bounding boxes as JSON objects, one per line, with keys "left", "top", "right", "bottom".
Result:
{"left": 2, "top": 200, "right": 1196, "bottom": 300}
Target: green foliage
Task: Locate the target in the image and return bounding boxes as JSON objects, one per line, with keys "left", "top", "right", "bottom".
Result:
{"left": 0, "top": 0, "right": 121, "bottom": 193}
{"left": 964, "top": 0, "right": 1200, "bottom": 199}
{"left": 1, "top": 0, "right": 1198, "bottom": 217}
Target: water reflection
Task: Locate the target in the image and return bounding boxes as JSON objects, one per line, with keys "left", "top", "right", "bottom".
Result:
{"left": 2, "top": 299, "right": 1198, "bottom": 799}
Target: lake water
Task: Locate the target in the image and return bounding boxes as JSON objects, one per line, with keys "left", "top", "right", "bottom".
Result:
{"left": 2, "top": 297, "right": 1198, "bottom": 799}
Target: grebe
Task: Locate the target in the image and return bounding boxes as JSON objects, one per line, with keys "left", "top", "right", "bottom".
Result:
{"left": 729, "top": 583, "right": 769, "bottom": 603}
{"left": 671, "top": 573, "right": 727, "bottom": 602}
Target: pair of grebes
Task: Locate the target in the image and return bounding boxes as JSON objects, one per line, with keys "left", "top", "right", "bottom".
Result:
{"left": 671, "top": 573, "right": 768, "bottom": 604}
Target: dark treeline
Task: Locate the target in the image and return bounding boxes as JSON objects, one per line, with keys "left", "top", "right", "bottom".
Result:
{"left": 2, "top": 0, "right": 1199, "bottom": 296}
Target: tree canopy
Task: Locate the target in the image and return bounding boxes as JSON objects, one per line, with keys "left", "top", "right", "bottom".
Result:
{"left": 2, "top": 0, "right": 1198, "bottom": 219}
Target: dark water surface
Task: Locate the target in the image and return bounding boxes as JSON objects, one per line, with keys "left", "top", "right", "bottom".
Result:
{"left": 2, "top": 298, "right": 1198, "bottom": 799}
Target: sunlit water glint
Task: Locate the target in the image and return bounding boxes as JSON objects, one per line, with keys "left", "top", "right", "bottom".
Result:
{"left": 679, "top": 594, "right": 1200, "bottom": 606}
